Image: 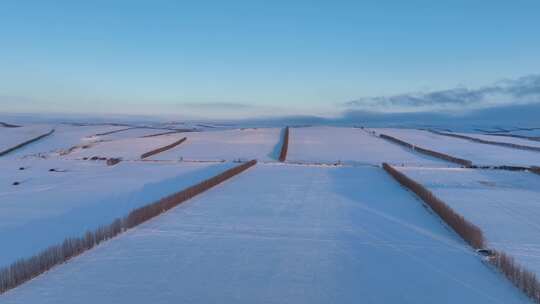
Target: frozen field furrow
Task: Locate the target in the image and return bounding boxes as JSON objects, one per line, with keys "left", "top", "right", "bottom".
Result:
{"left": 286, "top": 126, "right": 448, "bottom": 166}
{"left": 1, "top": 165, "right": 529, "bottom": 303}
{"left": 374, "top": 128, "right": 540, "bottom": 167}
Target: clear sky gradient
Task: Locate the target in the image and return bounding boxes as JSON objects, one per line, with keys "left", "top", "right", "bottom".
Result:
{"left": 1, "top": 0, "right": 539, "bottom": 118}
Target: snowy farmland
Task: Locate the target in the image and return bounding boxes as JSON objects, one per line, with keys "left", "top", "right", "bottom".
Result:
{"left": 0, "top": 157, "right": 233, "bottom": 268}
{"left": 1, "top": 165, "right": 529, "bottom": 303}
{"left": 450, "top": 131, "right": 540, "bottom": 149}
{"left": 66, "top": 133, "right": 188, "bottom": 160}
{"left": 0, "top": 125, "right": 54, "bottom": 156}
{"left": 373, "top": 128, "right": 540, "bottom": 167}
{"left": 64, "top": 128, "right": 281, "bottom": 161}
{"left": 286, "top": 126, "right": 447, "bottom": 166}
{"left": 396, "top": 167, "right": 540, "bottom": 276}
{"left": 149, "top": 128, "right": 282, "bottom": 161}
{"left": 1, "top": 121, "right": 540, "bottom": 303}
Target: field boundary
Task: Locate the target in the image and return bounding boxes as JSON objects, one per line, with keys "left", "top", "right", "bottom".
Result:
{"left": 383, "top": 163, "right": 540, "bottom": 303}
{"left": 0, "top": 129, "right": 55, "bottom": 157}
{"left": 0, "top": 122, "right": 20, "bottom": 128}
{"left": 141, "top": 130, "right": 194, "bottom": 138}
{"left": 0, "top": 160, "right": 257, "bottom": 294}
{"left": 430, "top": 130, "right": 540, "bottom": 153}
{"left": 379, "top": 133, "right": 473, "bottom": 167}
{"left": 382, "top": 163, "right": 484, "bottom": 248}
{"left": 279, "top": 126, "right": 289, "bottom": 162}
{"left": 94, "top": 127, "right": 136, "bottom": 136}
{"left": 140, "top": 137, "right": 187, "bottom": 159}
{"left": 488, "top": 133, "right": 540, "bottom": 142}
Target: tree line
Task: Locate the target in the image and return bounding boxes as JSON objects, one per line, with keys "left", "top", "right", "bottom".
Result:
{"left": 140, "top": 137, "right": 187, "bottom": 159}
{"left": 383, "top": 163, "right": 540, "bottom": 303}
{"left": 0, "top": 159, "right": 257, "bottom": 294}
{"left": 379, "top": 133, "right": 473, "bottom": 167}
{"left": 279, "top": 127, "right": 290, "bottom": 162}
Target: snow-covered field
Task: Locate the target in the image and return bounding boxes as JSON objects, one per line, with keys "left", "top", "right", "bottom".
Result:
{"left": 2, "top": 120, "right": 540, "bottom": 303}
{"left": 0, "top": 125, "right": 53, "bottom": 155}
{"left": 1, "top": 165, "right": 528, "bottom": 303}
{"left": 66, "top": 133, "right": 188, "bottom": 160}
{"left": 476, "top": 129, "right": 540, "bottom": 138}
{"left": 92, "top": 127, "right": 181, "bottom": 141}
{"left": 2, "top": 124, "right": 130, "bottom": 158}
{"left": 0, "top": 157, "right": 233, "bottom": 268}
{"left": 448, "top": 132, "right": 540, "bottom": 149}
{"left": 374, "top": 128, "right": 540, "bottom": 167}
{"left": 396, "top": 167, "right": 540, "bottom": 276}
{"left": 286, "top": 126, "right": 447, "bottom": 166}
{"left": 149, "top": 128, "right": 281, "bottom": 161}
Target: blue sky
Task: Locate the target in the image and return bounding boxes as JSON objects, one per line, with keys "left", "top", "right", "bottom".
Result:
{"left": 1, "top": 0, "right": 539, "bottom": 118}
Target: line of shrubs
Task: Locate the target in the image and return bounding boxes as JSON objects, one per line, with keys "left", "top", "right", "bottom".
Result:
{"left": 279, "top": 127, "right": 289, "bottom": 162}
{"left": 140, "top": 137, "right": 187, "bottom": 159}
{"left": 469, "top": 165, "right": 530, "bottom": 171}
{"left": 94, "top": 127, "right": 135, "bottom": 136}
{"left": 491, "top": 251, "right": 540, "bottom": 302}
{"left": 0, "top": 122, "right": 20, "bottom": 128}
{"left": 141, "top": 130, "right": 183, "bottom": 138}
{"left": 0, "top": 129, "right": 55, "bottom": 157}
{"left": 531, "top": 167, "right": 540, "bottom": 176}
{"left": 383, "top": 163, "right": 540, "bottom": 303}
{"left": 382, "top": 163, "right": 484, "bottom": 248}
{"left": 0, "top": 159, "right": 257, "bottom": 294}
{"left": 431, "top": 130, "right": 540, "bottom": 153}
{"left": 379, "top": 133, "right": 473, "bottom": 167}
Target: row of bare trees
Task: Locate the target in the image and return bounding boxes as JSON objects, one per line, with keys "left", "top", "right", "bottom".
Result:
{"left": 531, "top": 167, "right": 540, "bottom": 176}
{"left": 430, "top": 130, "right": 540, "bottom": 153}
{"left": 383, "top": 163, "right": 540, "bottom": 303}
{"left": 379, "top": 133, "right": 473, "bottom": 167}
{"left": 141, "top": 130, "right": 186, "bottom": 138}
{"left": 0, "top": 159, "right": 257, "bottom": 294}
{"left": 0, "top": 129, "right": 55, "bottom": 157}
{"left": 382, "top": 163, "right": 484, "bottom": 248}
{"left": 491, "top": 251, "right": 540, "bottom": 302}
{"left": 279, "top": 127, "right": 289, "bottom": 162}
{"left": 140, "top": 137, "right": 187, "bottom": 159}
{"left": 94, "top": 127, "right": 134, "bottom": 136}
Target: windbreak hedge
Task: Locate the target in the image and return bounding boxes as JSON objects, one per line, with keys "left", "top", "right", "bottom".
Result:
{"left": 0, "top": 129, "right": 55, "bottom": 157}
{"left": 383, "top": 163, "right": 540, "bottom": 303}
{"left": 491, "top": 251, "right": 540, "bottom": 303}
{"left": 0, "top": 160, "right": 257, "bottom": 294}
{"left": 140, "top": 137, "right": 187, "bottom": 159}
{"left": 382, "top": 163, "right": 484, "bottom": 248}
{"left": 379, "top": 133, "right": 473, "bottom": 167}
{"left": 431, "top": 130, "right": 540, "bottom": 153}
{"left": 279, "top": 127, "right": 289, "bottom": 162}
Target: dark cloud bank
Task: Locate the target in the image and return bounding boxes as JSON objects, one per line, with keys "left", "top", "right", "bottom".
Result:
{"left": 244, "top": 74, "right": 540, "bottom": 129}
{"left": 344, "top": 74, "right": 540, "bottom": 111}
